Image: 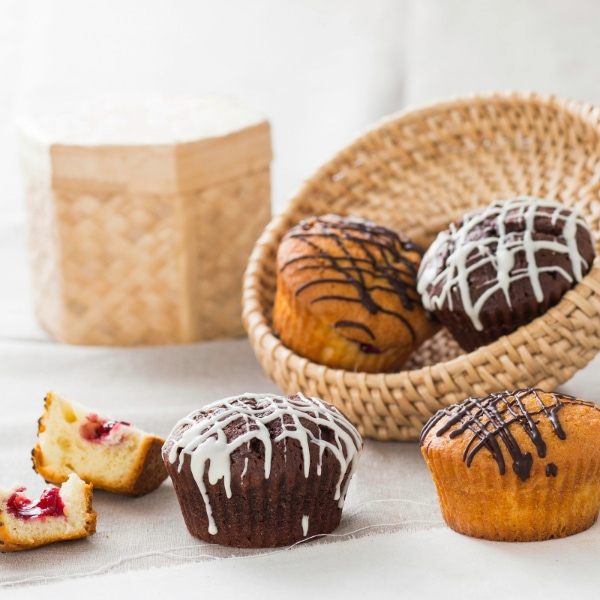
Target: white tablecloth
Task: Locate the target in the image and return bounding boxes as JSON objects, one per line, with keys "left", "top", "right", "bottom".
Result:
{"left": 4, "top": 1, "right": 600, "bottom": 597}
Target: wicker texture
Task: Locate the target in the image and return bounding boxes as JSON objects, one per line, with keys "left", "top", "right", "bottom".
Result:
{"left": 243, "top": 92, "right": 600, "bottom": 442}
{"left": 21, "top": 96, "right": 272, "bottom": 346}
{"left": 24, "top": 165, "right": 271, "bottom": 346}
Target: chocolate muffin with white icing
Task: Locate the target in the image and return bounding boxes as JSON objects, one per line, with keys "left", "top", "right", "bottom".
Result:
{"left": 273, "top": 214, "right": 439, "bottom": 373}
{"left": 417, "top": 196, "right": 596, "bottom": 351}
{"left": 162, "top": 393, "right": 362, "bottom": 548}
{"left": 420, "top": 388, "right": 600, "bottom": 542}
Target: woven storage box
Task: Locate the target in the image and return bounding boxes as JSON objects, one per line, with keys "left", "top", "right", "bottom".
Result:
{"left": 20, "top": 95, "right": 272, "bottom": 346}
{"left": 243, "top": 91, "right": 600, "bottom": 442}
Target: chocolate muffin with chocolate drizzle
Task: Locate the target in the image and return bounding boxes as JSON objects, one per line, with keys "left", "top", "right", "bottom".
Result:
{"left": 420, "top": 388, "right": 600, "bottom": 542}
{"left": 272, "top": 214, "right": 439, "bottom": 373}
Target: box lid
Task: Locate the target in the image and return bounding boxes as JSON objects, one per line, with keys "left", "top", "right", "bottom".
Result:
{"left": 19, "top": 95, "right": 272, "bottom": 194}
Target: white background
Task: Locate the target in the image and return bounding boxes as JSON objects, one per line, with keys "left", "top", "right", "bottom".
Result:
{"left": 3, "top": 0, "right": 600, "bottom": 218}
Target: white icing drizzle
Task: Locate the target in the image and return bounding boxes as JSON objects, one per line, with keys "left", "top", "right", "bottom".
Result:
{"left": 417, "top": 196, "right": 594, "bottom": 331}
{"left": 240, "top": 457, "right": 249, "bottom": 481}
{"left": 302, "top": 515, "right": 309, "bottom": 536}
{"left": 166, "top": 393, "right": 362, "bottom": 536}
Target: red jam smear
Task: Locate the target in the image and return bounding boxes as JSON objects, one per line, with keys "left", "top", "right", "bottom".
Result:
{"left": 7, "top": 487, "right": 65, "bottom": 520}
{"left": 79, "top": 413, "right": 130, "bottom": 443}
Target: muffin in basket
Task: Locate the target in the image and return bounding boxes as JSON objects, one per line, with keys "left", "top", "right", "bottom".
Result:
{"left": 272, "top": 214, "right": 439, "bottom": 373}
{"left": 417, "top": 196, "right": 596, "bottom": 352}
{"left": 162, "top": 392, "right": 362, "bottom": 548}
{"left": 243, "top": 92, "right": 600, "bottom": 443}
{"left": 420, "top": 388, "right": 600, "bottom": 541}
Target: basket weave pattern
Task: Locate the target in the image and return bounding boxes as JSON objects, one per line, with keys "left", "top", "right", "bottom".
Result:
{"left": 27, "top": 168, "right": 271, "bottom": 346}
{"left": 243, "top": 92, "right": 600, "bottom": 441}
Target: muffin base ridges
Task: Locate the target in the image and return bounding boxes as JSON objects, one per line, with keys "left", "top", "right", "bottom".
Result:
{"left": 169, "top": 441, "right": 349, "bottom": 548}
{"left": 273, "top": 285, "right": 422, "bottom": 373}
{"left": 426, "top": 448, "right": 600, "bottom": 542}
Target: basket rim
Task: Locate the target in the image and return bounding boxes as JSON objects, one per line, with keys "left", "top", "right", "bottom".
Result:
{"left": 283, "top": 90, "right": 600, "bottom": 206}
{"left": 242, "top": 90, "right": 600, "bottom": 438}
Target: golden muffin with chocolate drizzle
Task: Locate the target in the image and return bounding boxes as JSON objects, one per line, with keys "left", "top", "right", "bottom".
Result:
{"left": 420, "top": 388, "right": 600, "bottom": 542}
{"left": 273, "top": 214, "right": 438, "bottom": 373}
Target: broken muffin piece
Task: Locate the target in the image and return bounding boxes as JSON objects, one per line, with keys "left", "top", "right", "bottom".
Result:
{"left": 0, "top": 473, "right": 96, "bottom": 552}
{"left": 32, "top": 391, "right": 167, "bottom": 496}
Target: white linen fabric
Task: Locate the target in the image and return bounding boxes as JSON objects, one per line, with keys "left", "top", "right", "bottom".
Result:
{"left": 3, "top": 0, "right": 600, "bottom": 596}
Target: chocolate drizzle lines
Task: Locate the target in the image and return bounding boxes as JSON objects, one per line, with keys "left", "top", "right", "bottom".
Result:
{"left": 420, "top": 389, "right": 579, "bottom": 482}
{"left": 281, "top": 215, "right": 422, "bottom": 343}
{"left": 334, "top": 320, "right": 375, "bottom": 340}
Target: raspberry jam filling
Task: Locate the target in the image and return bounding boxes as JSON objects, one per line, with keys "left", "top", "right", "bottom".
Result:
{"left": 80, "top": 413, "right": 130, "bottom": 442}
{"left": 7, "top": 487, "right": 65, "bottom": 520}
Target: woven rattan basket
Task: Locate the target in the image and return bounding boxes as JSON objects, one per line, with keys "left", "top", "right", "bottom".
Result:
{"left": 242, "top": 91, "right": 600, "bottom": 442}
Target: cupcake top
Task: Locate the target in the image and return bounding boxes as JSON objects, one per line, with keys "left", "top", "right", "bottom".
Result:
{"left": 417, "top": 197, "right": 595, "bottom": 333}
{"left": 277, "top": 214, "right": 429, "bottom": 349}
{"left": 420, "top": 388, "right": 600, "bottom": 482}
{"left": 163, "top": 393, "right": 362, "bottom": 535}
